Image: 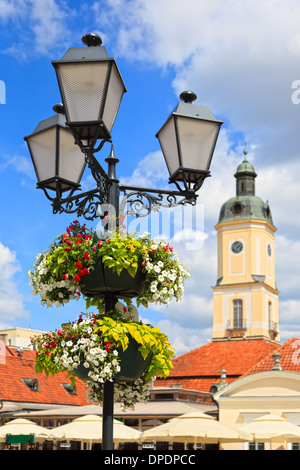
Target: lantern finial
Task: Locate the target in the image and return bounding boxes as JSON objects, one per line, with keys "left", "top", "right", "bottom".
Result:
{"left": 82, "top": 33, "right": 102, "bottom": 47}
{"left": 179, "top": 90, "right": 197, "bottom": 103}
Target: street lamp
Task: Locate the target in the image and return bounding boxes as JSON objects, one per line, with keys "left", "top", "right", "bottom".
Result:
{"left": 52, "top": 32, "right": 126, "bottom": 146}
{"left": 156, "top": 90, "right": 222, "bottom": 192}
{"left": 24, "top": 105, "right": 87, "bottom": 196}
{"left": 25, "top": 33, "right": 222, "bottom": 450}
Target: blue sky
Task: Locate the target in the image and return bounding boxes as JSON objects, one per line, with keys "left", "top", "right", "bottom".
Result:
{"left": 1, "top": 0, "right": 300, "bottom": 355}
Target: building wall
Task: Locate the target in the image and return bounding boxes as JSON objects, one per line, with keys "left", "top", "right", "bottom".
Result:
{"left": 214, "top": 371, "right": 300, "bottom": 450}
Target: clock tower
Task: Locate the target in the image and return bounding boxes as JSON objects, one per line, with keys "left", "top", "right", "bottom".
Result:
{"left": 212, "top": 151, "right": 279, "bottom": 343}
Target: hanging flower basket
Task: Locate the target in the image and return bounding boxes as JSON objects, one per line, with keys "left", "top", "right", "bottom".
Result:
{"left": 28, "top": 220, "right": 190, "bottom": 309}
{"left": 80, "top": 233, "right": 145, "bottom": 299}
{"left": 31, "top": 312, "right": 174, "bottom": 410}
{"left": 74, "top": 338, "right": 153, "bottom": 383}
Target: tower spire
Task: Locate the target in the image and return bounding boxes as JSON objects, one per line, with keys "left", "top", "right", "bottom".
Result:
{"left": 234, "top": 146, "right": 257, "bottom": 196}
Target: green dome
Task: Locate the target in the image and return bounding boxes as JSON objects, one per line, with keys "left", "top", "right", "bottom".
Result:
{"left": 217, "top": 153, "right": 274, "bottom": 226}
{"left": 218, "top": 195, "right": 273, "bottom": 225}
{"left": 234, "top": 158, "right": 257, "bottom": 177}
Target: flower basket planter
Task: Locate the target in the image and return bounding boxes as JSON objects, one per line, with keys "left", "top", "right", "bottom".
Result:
{"left": 80, "top": 254, "right": 146, "bottom": 299}
{"left": 29, "top": 221, "right": 190, "bottom": 309}
{"left": 114, "top": 339, "right": 154, "bottom": 383}
{"left": 73, "top": 339, "right": 153, "bottom": 383}
{"left": 32, "top": 312, "right": 174, "bottom": 410}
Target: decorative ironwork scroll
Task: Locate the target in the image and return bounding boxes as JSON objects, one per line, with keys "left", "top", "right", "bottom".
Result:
{"left": 120, "top": 185, "right": 197, "bottom": 218}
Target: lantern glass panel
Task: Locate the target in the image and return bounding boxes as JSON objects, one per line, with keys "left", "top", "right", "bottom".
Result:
{"left": 56, "top": 62, "right": 110, "bottom": 123}
{"left": 58, "top": 128, "right": 86, "bottom": 184}
{"left": 102, "top": 63, "right": 126, "bottom": 133}
{"left": 177, "top": 116, "right": 220, "bottom": 171}
{"left": 28, "top": 127, "right": 56, "bottom": 184}
{"left": 157, "top": 118, "right": 179, "bottom": 177}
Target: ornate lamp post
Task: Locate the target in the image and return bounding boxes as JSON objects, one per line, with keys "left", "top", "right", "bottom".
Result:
{"left": 25, "top": 33, "right": 222, "bottom": 450}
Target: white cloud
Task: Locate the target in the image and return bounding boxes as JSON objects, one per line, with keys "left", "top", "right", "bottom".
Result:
{"left": 119, "top": 150, "right": 168, "bottom": 188}
{"left": 96, "top": 0, "right": 300, "bottom": 169}
{"left": 0, "top": 0, "right": 72, "bottom": 56}
{"left": 0, "top": 242, "right": 29, "bottom": 323}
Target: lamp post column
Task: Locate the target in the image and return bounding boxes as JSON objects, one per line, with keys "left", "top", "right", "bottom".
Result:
{"left": 102, "top": 145, "right": 120, "bottom": 450}
{"left": 102, "top": 294, "right": 117, "bottom": 450}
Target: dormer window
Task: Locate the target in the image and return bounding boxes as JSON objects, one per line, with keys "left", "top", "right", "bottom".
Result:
{"left": 61, "top": 383, "right": 77, "bottom": 396}
{"left": 22, "top": 378, "right": 40, "bottom": 392}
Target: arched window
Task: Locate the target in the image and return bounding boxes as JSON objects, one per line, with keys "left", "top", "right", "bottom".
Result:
{"left": 233, "top": 299, "right": 243, "bottom": 328}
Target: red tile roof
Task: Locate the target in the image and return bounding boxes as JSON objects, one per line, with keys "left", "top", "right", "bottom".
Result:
{"left": 155, "top": 339, "right": 280, "bottom": 392}
{"left": 0, "top": 346, "right": 89, "bottom": 406}
{"left": 242, "top": 337, "right": 300, "bottom": 376}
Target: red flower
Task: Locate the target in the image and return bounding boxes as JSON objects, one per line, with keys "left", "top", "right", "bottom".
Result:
{"left": 62, "top": 274, "right": 69, "bottom": 280}
{"left": 45, "top": 351, "right": 51, "bottom": 356}
{"left": 84, "top": 235, "right": 92, "bottom": 242}
{"left": 120, "top": 214, "right": 125, "bottom": 222}
{"left": 123, "top": 307, "right": 128, "bottom": 313}
{"left": 73, "top": 220, "right": 79, "bottom": 225}
{"left": 74, "top": 275, "right": 81, "bottom": 282}
{"left": 75, "top": 261, "right": 83, "bottom": 269}
{"left": 84, "top": 252, "right": 91, "bottom": 260}
{"left": 78, "top": 268, "right": 90, "bottom": 277}
{"left": 106, "top": 341, "right": 111, "bottom": 352}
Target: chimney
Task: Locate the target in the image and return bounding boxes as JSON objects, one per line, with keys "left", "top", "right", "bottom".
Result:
{"left": 0, "top": 334, "right": 7, "bottom": 346}
{"left": 272, "top": 351, "right": 282, "bottom": 371}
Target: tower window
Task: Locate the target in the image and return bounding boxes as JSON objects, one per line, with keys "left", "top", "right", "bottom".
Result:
{"left": 233, "top": 299, "right": 243, "bottom": 328}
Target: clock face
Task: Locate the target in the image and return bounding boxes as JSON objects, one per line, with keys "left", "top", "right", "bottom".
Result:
{"left": 231, "top": 241, "right": 243, "bottom": 254}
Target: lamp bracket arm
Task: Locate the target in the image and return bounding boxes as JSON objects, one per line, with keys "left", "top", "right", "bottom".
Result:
{"left": 51, "top": 188, "right": 107, "bottom": 221}
{"left": 84, "top": 149, "right": 112, "bottom": 194}
{"left": 119, "top": 185, "right": 198, "bottom": 218}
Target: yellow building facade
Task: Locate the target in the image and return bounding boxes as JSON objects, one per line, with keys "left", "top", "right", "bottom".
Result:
{"left": 212, "top": 152, "right": 280, "bottom": 343}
